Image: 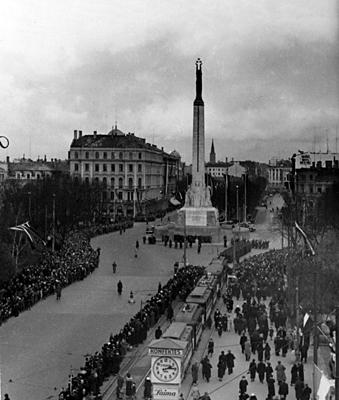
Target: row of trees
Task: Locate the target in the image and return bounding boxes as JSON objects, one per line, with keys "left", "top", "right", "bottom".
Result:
{"left": 0, "top": 177, "right": 106, "bottom": 283}
{"left": 281, "top": 183, "right": 339, "bottom": 316}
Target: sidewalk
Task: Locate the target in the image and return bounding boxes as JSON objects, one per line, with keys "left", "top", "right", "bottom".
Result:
{"left": 180, "top": 294, "right": 314, "bottom": 400}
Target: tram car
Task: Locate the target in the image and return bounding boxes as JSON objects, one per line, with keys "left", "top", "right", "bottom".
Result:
{"left": 175, "top": 303, "right": 204, "bottom": 349}
{"left": 162, "top": 322, "right": 194, "bottom": 377}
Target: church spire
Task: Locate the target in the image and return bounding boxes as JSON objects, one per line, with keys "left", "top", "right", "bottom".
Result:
{"left": 210, "top": 139, "right": 216, "bottom": 163}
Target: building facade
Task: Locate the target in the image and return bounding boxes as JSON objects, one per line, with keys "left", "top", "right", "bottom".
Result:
{"left": 267, "top": 158, "right": 291, "bottom": 189}
{"left": 69, "top": 127, "right": 181, "bottom": 215}
{"left": 292, "top": 152, "right": 339, "bottom": 195}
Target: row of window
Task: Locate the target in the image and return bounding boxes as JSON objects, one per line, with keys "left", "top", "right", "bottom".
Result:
{"left": 74, "top": 151, "right": 143, "bottom": 160}
{"left": 74, "top": 163, "right": 143, "bottom": 173}
{"left": 83, "top": 176, "right": 143, "bottom": 188}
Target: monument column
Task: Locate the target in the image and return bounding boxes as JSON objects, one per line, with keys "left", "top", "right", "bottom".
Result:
{"left": 192, "top": 58, "right": 205, "bottom": 190}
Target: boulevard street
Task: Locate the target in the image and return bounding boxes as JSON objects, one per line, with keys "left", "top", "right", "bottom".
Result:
{"left": 0, "top": 220, "right": 222, "bottom": 400}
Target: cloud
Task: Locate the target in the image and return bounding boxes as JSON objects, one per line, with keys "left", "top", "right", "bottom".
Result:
{"left": 0, "top": 0, "right": 337, "bottom": 162}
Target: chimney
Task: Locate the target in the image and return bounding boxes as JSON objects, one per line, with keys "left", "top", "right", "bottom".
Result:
{"left": 79, "top": 130, "right": 82, "bottom": 138}
{"left": 93, "top": 130, "right": 97, "bottom": 137}
{"left": 6, "top": 156, "right": 9, "bottom": 163}
{"left": 225, "top": 157, "right": 228, "bottom": 163}
{"left": 74, "top": 130, "right": 78, "bottom": 139}
{"left": 161, "top": 147, "right": 164, "bottom": 151}
{"left": 232, "top": 157, "right": 234, "bottom": 162}
{"left": 44, "top": 155, "right": 47, "bottom": 162}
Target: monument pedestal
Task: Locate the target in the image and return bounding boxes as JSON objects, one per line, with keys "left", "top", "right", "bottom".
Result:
{"left": 155, "top": 206, "right": 221, "bottom": 243}
{"left": 177, "top": 207, "right": 218, "bottom": 226}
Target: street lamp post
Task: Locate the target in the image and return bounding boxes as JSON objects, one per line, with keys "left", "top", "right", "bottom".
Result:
{"left": 243, "top": 173, "right": 247, "bottom": 222}
{"left": 52, "top": 193, "right": 56, "bottom": 252}
{"left": 224, "top": 171, "right": 228, "bottom": 221}
{"left": 183, "top": 212, "right": 187, "bottom": 267}
{"left": 28, "top": 191, "right": 31, "bottom": 220}
{"left": 236, "top": 185, "right": 239, "bottom": 223}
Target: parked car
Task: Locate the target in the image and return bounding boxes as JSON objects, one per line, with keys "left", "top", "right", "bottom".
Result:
{"left": 239, "top": 222, "right": 256, "bottom": 232}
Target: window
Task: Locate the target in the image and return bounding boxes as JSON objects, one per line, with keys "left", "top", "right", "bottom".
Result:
{"left": 95, "top": 164, "right": 99, "bottom": 172}
{"left": 119, "top": 152, "right": 123, "bottom": 160}
{"left": 74, "top": 152, "right": 78, "bottom": 159}
{"left": 95, "top": 152, "right": 99, "bottom": 159}
{"left": 129, "top": 152, "right": 133, "bottom": 160}
{"left": 118, "top": 191, "right": 123, "bottom": 200}
{"left": 85, "top": 177, "right": 89, "bottom": 184}
{"left": 85, "top": 152, "right": 89, "bottom": 159}
{"left": 74, "top": 163, "right": 79, "bottom": 172}
{"left": 27, "top": 173, "right": 31, "bottom": 179}
{"left": 119, "top": 164, "right": 123, "bottom": 172}
{"left": 103, "top": 164, "right": 107, "bottom": 172}
{"left": 103, "top": 152, "right": 107, "bottom": 159}
{"left": 119, "top": 177, "right": 123, "bottom": 188}
{"left": 128, "top": 177, "right": 133, "bottom": 188}
{"left": 138, "top": 178, "right": 142, "bottom": 188}
{"left": 138, "top": 152, "right": 142, "bottom": 160}
{"left": 36, "top": 174, "right": 40, "bottom": 180}
{"left": 111, "top": 164, "right": 115, "bottom": 172}
{"left": 16, "top": 173, "right": 21, "bottom": 179}
{"left": 111, "top": 177, "right": 115, "bottom": 187}
{"left": 128, "top": 164, "right": 133, "bottom": 173}
{"left": 103, "top": 191, "right": 107, "bottom": 200}
{"left": 103, "top": 177, "right": 107, "bottom": 186}
{"left": 309, "top": 174, "right": 313, "bottom": 181}
{"left": 317, "top": 187, "right": 322, "bottom": 193}
{"left": 138, "top": 164, "right": 142, "bottom": 172}
{"left": 110, "top": 191, "right": 114, "bottom": 200}
{"left": 85, "top": 163, "right": 89, "bottom": 172}
{"left": 111, "top": 152, "right": 115, "bottom": 159}
{"left": 94, "top": 177, "right": 99, "bottom": 184}
{"left": 309, "top": 185, "right": 313, "bottom": 194}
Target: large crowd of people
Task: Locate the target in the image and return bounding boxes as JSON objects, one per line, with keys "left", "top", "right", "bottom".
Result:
{"left": 189, "top": 247, "right": 313, "bottom": 400}
{"left": 0, "top": 221, "right": 133, "bottom": 325}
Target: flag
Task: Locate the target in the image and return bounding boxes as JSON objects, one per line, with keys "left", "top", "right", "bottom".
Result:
{"left": 295, "top": 221, "right": 315, "bottom": 255}
{"left": 10, "top": 221, "right": 46, "bottom": 249}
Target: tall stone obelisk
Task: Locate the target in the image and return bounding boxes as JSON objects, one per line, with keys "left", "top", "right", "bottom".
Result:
{"left": 178, "top": 59, "right": 219, "bottom": 230}
{"left": 192, "top": 58, "right": 206, "bottom": 192}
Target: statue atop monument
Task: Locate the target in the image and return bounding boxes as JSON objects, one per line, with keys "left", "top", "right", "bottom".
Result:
{"left": 194, "top": 58, "right": 203, "bottom": 105}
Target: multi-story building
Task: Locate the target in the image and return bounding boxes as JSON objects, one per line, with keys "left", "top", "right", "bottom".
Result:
{"left": 69, "top": 126, "right": 181, "bottom": 215}
{"left": 292, "top": 152, "right": 339, "bottom": 195}
{"left": 267, "top": 158, "right": 291, "bottom": 189}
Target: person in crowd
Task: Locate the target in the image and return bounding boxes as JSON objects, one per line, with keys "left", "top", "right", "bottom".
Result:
{"left": 302, "top": 384, "right": 312, "bottom": 400}
{"left": 143, "top": 377, "right": 152, "bottom": 400}
{"left": 201, "top": 356, "right": 212, "bottom": 383}
{"left": 207, "top": 338, "right": 214, "bottom": 357}
{"left": 117, "top": 280, "right": 123, "bottom": 295}
{"left": 239, "top": 376, "right": 248, "bottom": 395}
{"left": 244, "top": 340, "right": 251, "bottom": 361}
{"left": 191, "top": 383, "right": 200, "bottom": 400}
{"left": 217, "top": 356, "right": 226, "bottom": 381}
{"left": 225, "top": 350, "right": 236, "bottom": 375}
{"left": 291, "top": 363, "right": 298, "bottom": 386}
{"left": 112, "top": 261, "right": 117, "bottom": 274}
{"left": 249, "top": 359, "right": 257, "bottom": 382}
{"left": 191, "top": 361, "right": 199, "bottom": 384}
{"left": 155, "top": 326, "right": 162, "bottom": 339}
{"left": 267, "top": 376, "right": 276, "bottom": 400}
{"left": 295, "top": 378, "right": 304, "bottom": 400}
{"left": 264, "top": 342, "right": 271, "bottom": 361}
{"left": 240, "top": 332, "right": 247, "bottom": 353}
{"left": 278, "top": 379, "right": 289, "bottom": 400}
{"left": 275, "top": 361, "right": 286, "bottom": 384}
{"left": 257, "top": 360, "right": 266, "bottom": 383}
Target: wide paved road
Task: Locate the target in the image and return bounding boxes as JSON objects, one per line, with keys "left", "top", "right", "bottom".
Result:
{"left": 0, "top": 221, "right": 222, "bottom": 400}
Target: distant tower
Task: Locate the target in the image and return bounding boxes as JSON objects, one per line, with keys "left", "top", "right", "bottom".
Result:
{"left": 210, "top": 139, "right": 216, "bottom": 163}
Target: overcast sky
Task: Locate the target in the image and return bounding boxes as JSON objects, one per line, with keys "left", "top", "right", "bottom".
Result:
{"left": 1, "top": 0, "right": 338, "bottom": 163}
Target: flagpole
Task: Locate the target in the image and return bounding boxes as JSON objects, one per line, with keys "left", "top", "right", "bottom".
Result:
{"left": 52, "top": 193, "right": 56, "bottom": 252}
